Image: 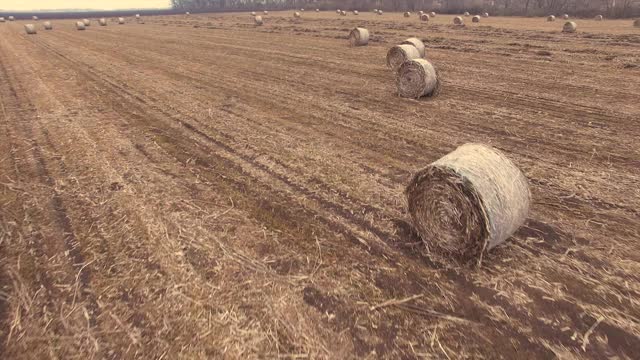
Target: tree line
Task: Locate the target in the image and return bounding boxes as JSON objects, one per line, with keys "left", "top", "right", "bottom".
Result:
{"left": 171, "top": 0, "right": 638, "bottom": 18}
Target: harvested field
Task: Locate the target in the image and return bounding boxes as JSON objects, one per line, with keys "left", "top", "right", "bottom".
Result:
{"left": 0, "top": 11, "right": 639, "bottom": 359}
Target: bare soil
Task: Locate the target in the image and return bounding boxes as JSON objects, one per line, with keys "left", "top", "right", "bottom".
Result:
{"left": 1, "top": 11, "right": 639, "bottom": 359}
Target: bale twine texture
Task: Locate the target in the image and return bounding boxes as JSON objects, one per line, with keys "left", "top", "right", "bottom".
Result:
{"left": 563, "top": 21, "right": 577, "bottom": 33}
{"left": 396, "top": 58, "right": 439, "bottom": 98}
{"left": 401, "top": 37, "right": 425, "bottom": 58}
{"left": 24, "top": 24, "right": 37, "bottom": 34}
{"left": 387, "top": 44, "right": 421, "bottom": 71}
{"left": 472, "top": 15, "right": 480, "bottom": 23}
{"left": 406, "top": 143, "right": 531, "bottom": 262}
{"left": 349, "top": 27, "right": 369, "bottom": 46}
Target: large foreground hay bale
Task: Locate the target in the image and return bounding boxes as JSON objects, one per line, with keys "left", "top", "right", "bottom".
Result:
{"left": 406, "top": 143, "right": 530, "bottom": 262}
{"left": 420, "top": 13, "right": 429, "bottom": 22}
{"left": 76, "top": 21, "right": 86, "bottom": 30}
{"left": 472, "top": 15, "right": 480, "bottom": 23}
{"left": 563, "top": 14, "right": 569, "bottom": 19}
{"left": 254, "top": 15, "right": 263, "bottom": 25}
{"left": 99, "top": 18, "right": 107, "bottom": 26}
{"left": 595, "top": 15, "right": 603, "bottom": 21}
{"left": 401, "top": 37, "right": 425, "bottom": 58}
{"left": 83, "top": 19, "right": 90, "bottom": 26}
{"left": 118, "top": 17, "right": 125, "bottom": 24}
{"left": 453, "top": 16, "right": 464, "bottom": 25}
{"left": 387, "top": 44, "right": 421, "bottom": 71}
{"left": 563, "top": 21, "right": 577, "bottom": 33}
{"left": 24, "top": 24, "right": 37, "bottom": 34}
{"left": 349, "top": 27, "right": 369, "bottom": 46}
{"left": 547, "top": 15, "right": 556, "bottom": 22}
{"left": 43, "top": 21, "right": 52, "bottom": 30}
{"left": 397, "top": 58, "right": 439, "bottom": 98}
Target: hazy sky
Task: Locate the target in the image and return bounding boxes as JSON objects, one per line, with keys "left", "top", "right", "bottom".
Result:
{"left": 0, "top": 0, "right": 171, "bottom": 11}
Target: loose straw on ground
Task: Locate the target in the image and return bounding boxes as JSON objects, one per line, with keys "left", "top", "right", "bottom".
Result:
{"left": 401, "top": 37, "right": 425, "bottom": 58}
{"left": 349, "top": 27, "right": 369, "bottom": 47}
{"left": 387, "top": 44, "right": 421, "bottom": 71}
{"left": 396, "top": 58, "right": 439, "bottom": 98}
{"left": 405, "top": 143, "right": 530, "bottom": 264}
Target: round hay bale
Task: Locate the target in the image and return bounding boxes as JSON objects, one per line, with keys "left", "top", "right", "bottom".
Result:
{"left": 404, "top": 12, "right": 411, "bottom": 18}
{"left": 373, "top": 9, "right": 378, "bottom": 13}
{"left": 420, "top": 13, "right": 430, "bottom": 22}
{"left": 83, "top": 19, "right": 90, "bottom": 26}
{"left": 341, "top": 11, "right": 347, "bottom": 16}
{"left": 401, "top": 37, "right": 425, "bottom": 58}
{"left": 396, "top": 58, "right": 438, "bottom": 98}
{"left": 264, "top": 11, "right": 269, "bottom": 15}
{"left": 418, "top": 11, "right": 424, "bottom": 16}
{"left": 186, "top": 12, "right": 190, "bottom": 15}
{"left": 562, "top": 21, "right": 577, "bottom": 33}
{"left": 251, "top": 11, "right": 256, "bottom": 16}
{"left": 464, "top": 11, "right": 470, "bottom": 16}
{"left": 483, "top": 12, "right": 489, "bottom": 18}
{"left": 76, "top": 21, "right": 86, "bottom": 30}
{"left": 353, "top": 10, "right": 359, "bottom": 15}
{"left": 135, "top": 14, "right": 141, "bottom": 19}
{"left": 378, "top": 10, "right": 384, "bottom": 15}
{"left": 294, "top": 11, "right": 301, "bottom": 18}
{"left": 8, "top": 16, "right": 15, "bottom": 21}
{"left": 316, "top": 9, "right": 320, "bottom": 12}
{"left": 32, "top": 16, "right": 39, "bottom": 21}
{"left": 349, "top": 27, "right": 369, "bottom": 46}
{"left": 595, "top": 14, "right": 603, "bottom": 21}
{"left": 472, "top": 15, "right": 481, "bottom": 23}
{"left": 118, "top": 17, "right": 125, "bottom": 24}
{"left": 99, "top": 18, "right": 107, "bottom": 26}
{"left": 24, "top": 24, "right": 37, "bottom": 35}
{"left": 430, "top": 12, "right": 436, "bottom": 17}
{"left": 43, "top": 21, "right": 52, "bottom": 30}
{"left": 300, "top": 8, "right": 305, "bottom": 12}
{"left": 547, "top": 15, "right": 556, "bottom": 22}
{"left": 453, "top": 16, "right": 464, "bottom": 25}
{"left": 337, "top": 9, "right": 341, "bottom": 14}
{"left": 0, "top": 17, "right": 6, "bottom": 23}
{"left": 254, "top": 15, "right": 263, "bottom": 25}
{"left": 405, "top": 143, "right": 530, "bottom": 262}
{"left": 563, "top": 14, "right": 569, "bottom": 20}
{"left": 634, "top": 19, "right": 640, "bottom": 27}
{"left": 387, "top": 44, "right": 421, "bottom": 71}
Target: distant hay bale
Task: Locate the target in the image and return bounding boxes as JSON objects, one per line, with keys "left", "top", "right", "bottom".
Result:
{"left": 254, "top": 15, "right": 263, "bottom": 25}
{"left": 387, "top": 44, "right": 421, "bottom": 71}
{"left": 373, "top": 9, "right": 378, "bottom": 13}
{"left": 464, "top": 11, "right": 470, "bottom": 16}
{"left": 405, "top": 143, "right": 530, "bottom": 262}
{"left": 547, "top": 15, "right": 556, "bottom": 22}
{"left": 135, "top": 14, "right": 141, "bottom": 19}
{"left": 300, "top": 8, "right": 305, "bottom": 12}
{"left": 337, "top": 9, "right": 341, "bottom": 14}
{"left": 118, "top": 17, "right": 125, "bottom": 24}
{"left": 404, "top": 12, "right": 411, "bottom": 18}
{"left": 83, "top": 19, "right": 90, "bottom": 26}
{"left": 483, "top": 12, "right": 489, "bottom": 17}
{"left": 353, "top": 10, "right": 359, "bottom": 15}
{"left": 251, "top": 11, "right": 256, "bottom": 16}
{"left": 294, "top": 11, "right": 301, "bottom": 18}
{"left": 341, "top": 11, "right": 347, "bottom": 16}
{"left": 0, "top": 17, "right": 5, "bottom": 23}
{"left": 349, "top": 27, "right": 369, "bottom": 46}
{"left": 76, "top": 21, "right": 86, "bottom": 30}
{"left": 430, "top": 12, "right": 436, "bottom": 17}
{"left": 635, "top": 19, "right": 640, "bottom": 27}
{"left": 378, "top": 10, "right": 384, "bottom": 15}
{"left": 453, "top": 16, "right": 464, "bottom": 25}
{"left": 420, "top": 13, "right": 430, "bottom": 22}
{"left": 9, "top": 16, "right": 15, "bottom": 21}
{"left": 99, "top": 18, "right": 107, "bottom": 26}
{"left": 472, "top": 15, "right": 480, "bottom": 23}
{"left": 316, "top": 9, "right": 320, "bottom": 12}
{"left": 186, "top": 12, "right": 190, "bottom": 15}
{"left": 24, "top": 24, "right": 37, "bottom": 35}
{"left": 562, "top": 21, "right": 577, "bottom": 33}
{"left": 418, "top": 11, "right": 424, "bottom": 16}
{"left": 563, "top": 14, "right": 569, "bottom": 20}
{"left": 595, "top": 14, "right": 603, "bottom": 21}
{"left": 396, "top": 58, "right": 439, "bottom": 98}
{"left": 43, "top": 21, "right": 52, "bottom": 30}
{"left": 401, "top": 37, "right": 425, "bottom": 57}
{"left": 264, "top": 11, "right": 268, "bottom": 15}
{"left": 32, "top": 16, "right": 39, "bottom": 21}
